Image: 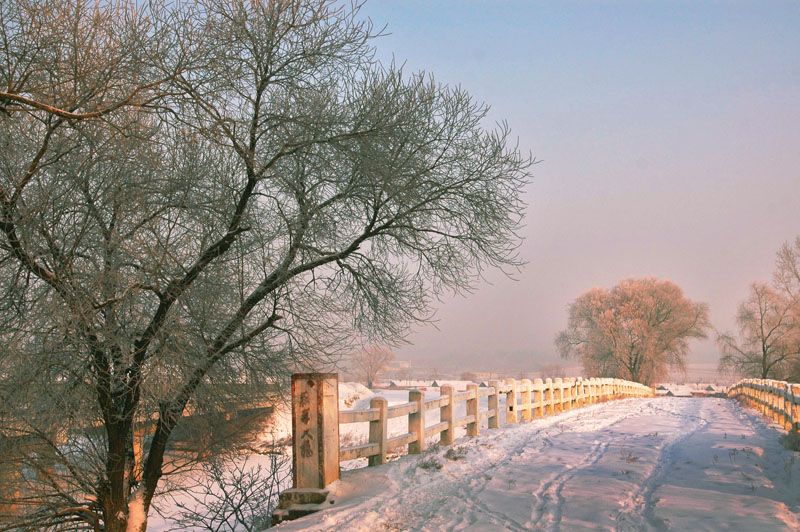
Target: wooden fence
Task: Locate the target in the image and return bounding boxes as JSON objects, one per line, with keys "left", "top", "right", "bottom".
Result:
{"left": 289, "top": 374, "right": 653, "bottom": 490}
{"left": 727, "top": 378, "right": 800, "bottom": 434}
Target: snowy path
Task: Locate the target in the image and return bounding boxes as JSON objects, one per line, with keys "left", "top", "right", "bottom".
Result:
{"left": 276, "top": 397, "right": 800, "bottom": 531}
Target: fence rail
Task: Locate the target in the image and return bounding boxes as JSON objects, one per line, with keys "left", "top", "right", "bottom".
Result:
{"left": 727, "top": 378, "right": 800, "bottom": 433}
{"left": 277, "top": 373, "right": 653, "bottom": 525}
{"left": 338, "top": 377, "right": 652, "bottom": 470}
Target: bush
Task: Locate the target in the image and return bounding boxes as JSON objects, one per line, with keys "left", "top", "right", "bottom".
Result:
{"left": 444, "top": 445, "right": 469, "bottom": 461}
{"left": 779, "top": 431, "right": 800, "bottom": 452}
{"left": 418, "top": 456, "right": 442, "bottom": 471}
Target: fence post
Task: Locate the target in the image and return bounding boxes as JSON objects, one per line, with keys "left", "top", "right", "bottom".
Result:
{"left": 554, "top": 378, "right": 563, "bottom": 412}
{"left": 520, "top": 379, "right": 532, "bottom": 422}
{"left": 564, "top": 378, "right": 573, "bottom": 410}
{"left": 440, "top": 385, "right": 455, "bottom": 446}
{"left": 758, "top": 382, "right": 764, "bottom": 415}
{"left": 775, "top": 382, "right": 789, "bottom": 428}
{"left": 545, "top": 378, "right": 554, "bottom": 414}
{"left": 773, "top": 383, "right": 780, "bottom": 423}
{"left": 506, "top": 378, "right": 518, "bottom": 424}
{"left": 368, "top": 396, "right": 388, "bottom": 466}
{"left": 409, "top": 389, "right": 426, "bottom": 454}
{"left": 770, "top": 383, "right": 778, "bottom": 424}
{"left": 781, "top": 383, "right": 790, "bottom": 429}
{"left": 533, "top": 378, "right": 544, "bottom": 417}
{"left": 763, "top": 383, "right": 769, "bottom": 417}
{"left": 467, "top": 383, "right": 480, "bottom": 437}
{"left": 488, "top": 380, "right": 500, "bottom": 429}
{"left": 784, "top": 383, "right": 791, "bottom": 431}
{"left": 791, "top": 384, "right": 800, "bottom": 434}
{"left": 291, "top": 373, "right": 339, "bottom": 489}
{"left": 783, "top": 383, "right": 792, "bottom": 431}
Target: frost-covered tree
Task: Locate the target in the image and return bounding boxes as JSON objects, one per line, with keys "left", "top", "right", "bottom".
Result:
{"left": 717, "top": 283, "right": 799, "bottom": 380}
{"left": 556, "top": 278, "right": 710, "bottom": 386}
{"left": 351, "top": 345, "right": 394, "bottom": 389}
{"left": 775, "top": 237, "right": 800, "bottom": 381}
{"left": 0, "top": 1, "right": 532, "bottom": 530}
{"left": 718, "top": 239, "right": 800, "bottom": 381}
{"left": 775, "top": 237, "right": 800, "bottom": 303}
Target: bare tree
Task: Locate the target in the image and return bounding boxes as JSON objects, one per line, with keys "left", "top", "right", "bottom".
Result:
{"left": 0, "top": 1, "right": 532, "bottom": 530}
{"left": 461, "top": 371, "right": 480, "bottom": 382}
{"left": 717, "top": 238, "right": 800, "bottom": 382}
{"left": 537, "top": 363, "right": 567, "bottom": 379}
{"left": 776, "top": 238, "right": 800, "bottom": 381}
{"left": 718, "top": 283, "right": 799, "bottom": 380}
{"left": 162, "top": 452, "right": 290, "bottom": 532}
{"left": 351, "top": 346, "right": 394, "bottom": 389}
{"left": 557, "top": 278, "right": 710, "bottom": 386}
{"left": 717, "top": 286, "right": 797, "bottom": 379}
{"left": 775, "top": 237, "right": 800, "bottom": 302}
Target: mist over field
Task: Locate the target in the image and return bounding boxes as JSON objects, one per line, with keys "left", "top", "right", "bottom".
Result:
{"left": 357, "top": 1, "right": 800, "bottom": 379}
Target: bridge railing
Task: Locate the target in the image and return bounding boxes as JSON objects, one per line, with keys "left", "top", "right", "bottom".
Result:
{"left": 727, "top": 378, "right": 800, "bottom": 434}
{"left": 289, "top": 374, "right": 653, "bottom": 490}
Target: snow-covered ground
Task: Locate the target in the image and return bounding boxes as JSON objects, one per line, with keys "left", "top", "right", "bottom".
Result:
{"left": 148, "top": 382, "right": 375, "bottom": 531}
{"left": 275, "top": 397, "right": 800, "bottom": 531}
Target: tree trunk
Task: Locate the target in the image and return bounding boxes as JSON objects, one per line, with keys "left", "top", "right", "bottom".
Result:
{"left": 104, "top": 422, "right": 132, "bottom": 532}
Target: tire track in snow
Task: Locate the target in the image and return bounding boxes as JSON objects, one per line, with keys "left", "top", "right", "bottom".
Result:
{"left": 459, "top": 404, "right": 646, "bottom": 532}
{"left": 287, "top": 399, "right": 683, "bottom": 531}
{"left": 613, "top": 399, "right": 709, "bottom": 532}
{"left": 530, "top": 440, "right": 611, "bottom": 531}
{"left": 401, "top": 403, "right": 650, "bottom": 532}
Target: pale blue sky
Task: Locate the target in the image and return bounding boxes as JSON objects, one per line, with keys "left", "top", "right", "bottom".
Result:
{"left": 359, "top": 1, "right": 800, "bottom": 373}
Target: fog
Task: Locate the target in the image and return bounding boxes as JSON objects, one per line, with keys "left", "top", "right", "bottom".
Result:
{"left": 360, "top": 1, "right": 800, "bottom": 375}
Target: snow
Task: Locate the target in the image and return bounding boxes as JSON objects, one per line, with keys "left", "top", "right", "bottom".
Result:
{"left": 146, "top": 382, "right": 373, "bottom": 530}
{"left": 126, "top": 490, "right": 147, "bottom": 532}
{"left": 274, "top": 397, "right": 800, "bottom": 531}
{"left": 251, "top": 381, "right": 376, "bottom": 446}
{"left": 654, "top": 382, "right": 727, "bottom": 397}
{"left": 386, "top": 380, "right": 436, "bottom": 388}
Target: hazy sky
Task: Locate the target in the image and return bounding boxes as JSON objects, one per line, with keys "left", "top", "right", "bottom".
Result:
{"left": 358, "top": 1, "right": 800, "bottom": 372}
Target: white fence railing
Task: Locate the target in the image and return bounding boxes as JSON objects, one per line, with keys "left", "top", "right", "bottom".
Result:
{"left": 338, "top": 377, "right": 653, "bottom": 467}
{"left": 727, "top": 378, "right": 800, "bottom": 433}
{"left": 288, "top": 374, "right": 653, "bottom": 491}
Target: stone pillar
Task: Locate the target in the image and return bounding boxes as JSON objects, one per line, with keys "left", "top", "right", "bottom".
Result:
{"left": 291, "top": 373, "right": 339, "bottom": 489}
